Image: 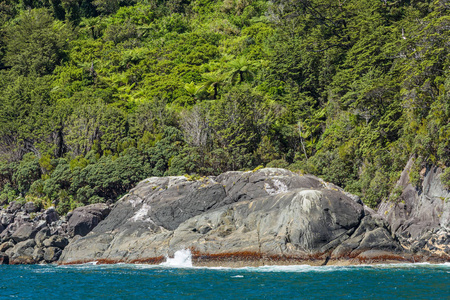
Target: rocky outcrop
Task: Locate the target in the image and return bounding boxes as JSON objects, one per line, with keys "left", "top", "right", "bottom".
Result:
{"left": 378, "top": 158, "right": 450, "bottom": 260}
{"left": 2, "top": 167, "right": 448, "bottom": 266}
{"left": 0, "top": 202, "right": 111, "bottom": 264}
{"left": 60, "top": 168, "right": 406, "bottom": 266}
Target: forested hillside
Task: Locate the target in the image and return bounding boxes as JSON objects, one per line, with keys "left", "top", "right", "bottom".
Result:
{"left": 0, "top": 0, "right": 449, "bottom": 214}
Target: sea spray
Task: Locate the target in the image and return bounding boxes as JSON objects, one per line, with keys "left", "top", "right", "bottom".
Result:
{"left": 160, "top": 249, "right": 193, "bottom": 268}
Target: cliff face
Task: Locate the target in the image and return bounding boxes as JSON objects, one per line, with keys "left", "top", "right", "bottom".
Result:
{"left": 59, "top": 169, "right": 405, "bottom": 266}
{"left": 378, "top": 158, "right": 450, "bottom": 259}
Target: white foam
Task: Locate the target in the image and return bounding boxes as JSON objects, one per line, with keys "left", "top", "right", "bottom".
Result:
{"left": 228, "top": 265, "right": 348, "bottom": 273}
{"left": 80, "top": 261, "right": 98, "bottom": 265}
{"left": 56, "top": 260, "right": 450, "bottom": 272}
{"left": 159, "top": 249, "right": 193, "bottom": 268}
{"left": 203, "top": 262, "right": 450, "bottom": 273}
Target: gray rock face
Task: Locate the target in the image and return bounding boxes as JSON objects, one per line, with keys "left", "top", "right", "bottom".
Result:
{"left": 0, "top": 227, "right": 11, "bottom": 243}
{"left": 7, "top": 201, "right": 22, "bottom": 214}
{"left": 44, "top": 247, "right": 62, "bottom": 262}
{"left": 33, "top": 247, "right": 44, "bottom": 262}
{"left": 1, "top": 213, "right": 14, "bottom": 226}
{"left": 0, "top": 253, "right": 9, "bottom": 264}
{"left": 43, "top": 236, "right": 69, "bottom": 248}
{"left": 10, "top": 223, "right": 35, "bottom": 243}
{"left": 35, "top": 228, "right": 51, "bottom": 247}
{"left": 67, "top": 203, "right": 111, "bottom": 237}
{"left": 378, "top": 158, "right": 450, "bottom": 258}
{"left": 41, "top": 207, "right": 58, "bottom": 224}
{"left": 0, "top": 241, "right": 14, "bottom": 252}
{"left": 10, "top": 221, "right": 45, "bottom": 243}
{"left": 10, "top": 239, "right": 36, "bottom": 263}
{"left": 60, "top": 169, "right": 402, "bottom": 264}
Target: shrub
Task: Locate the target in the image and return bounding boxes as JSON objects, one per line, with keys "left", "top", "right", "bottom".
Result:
{"left": 266, "top": 159, "right": 289, "bottom": 169}
{"left": 409, "top": 157, "right": 424, "bottom": 188}
{"left": 441, "top": 167, "right": 450, "bottom": 189}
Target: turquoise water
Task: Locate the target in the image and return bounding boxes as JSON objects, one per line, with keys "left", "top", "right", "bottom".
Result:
{"left": 1, "top": 263, "right": 449, "bottom": 299}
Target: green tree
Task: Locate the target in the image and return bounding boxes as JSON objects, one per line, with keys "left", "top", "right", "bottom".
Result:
{"left": 13, "top": 153, "right": 41, "bottom": 194}
{"left": 226, "top": 56, "right": 258, "bottom": 84}
{"left": 201, "top": 70, "right": 228, "bottom": 99}
{"left": 3, "top": 9, "right": 72, "bottom": 76}
{"left": 209, "top": 85, "right": 270, "bottom": 171}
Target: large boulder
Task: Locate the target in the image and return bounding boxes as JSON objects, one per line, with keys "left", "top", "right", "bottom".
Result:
{"left": 41, "top": 207, "right": 58, "bottom": 224}
{"left": 9, "top": 239, "right": 36, "bottom": 264}
{"left": 11, "top": 255, "right": 35, "bottom": 264}
{"left": 0, "top": 241, "right": 14, "bottom": 253}
{"left": 35, "top": 228, "right": 51, "bottom": 247}
{"left": 44, "top": 247, "right": 62, "bottom": 262}
{"left": 6, "top": 201, "right": 22, "bottom": 214}
{"left": 67, "top": 203, "right": 111, "bottom": 237}
{"left": 10, "top": 221, "right": 46, "bottom": 243}
{"left": 0, "top": 213, "right": 40, "bottom": 243}
{"left": 43, "top": 235, "right": 69, "bottom": 249}
{"left": 60, "top": 169, "right": 403, "bottom": 265}
{"left": 33, "top": 247, "right": 44, "bottom": 262}
{"left": 0, "top": 223, "right": 15, "bottom": 242}
{"left": 0, "top": 212, "right": 14, "bottom": 226}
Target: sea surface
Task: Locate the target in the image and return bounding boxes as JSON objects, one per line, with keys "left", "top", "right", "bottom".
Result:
{"left": 1, "top": 250, "right": 449, "bottom": 299}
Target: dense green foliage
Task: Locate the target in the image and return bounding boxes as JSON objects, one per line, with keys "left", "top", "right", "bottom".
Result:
{"left": 1, "top": 0, "right": 449, "bottom": 213}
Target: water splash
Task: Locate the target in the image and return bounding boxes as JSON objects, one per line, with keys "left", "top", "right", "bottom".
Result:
{"left": 160, "top": 249, "right": 193, "bottom": 268}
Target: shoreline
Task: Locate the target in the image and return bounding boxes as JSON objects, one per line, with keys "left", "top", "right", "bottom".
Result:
{"left": 57, "top": 251, "right": 449, "bottom": 268}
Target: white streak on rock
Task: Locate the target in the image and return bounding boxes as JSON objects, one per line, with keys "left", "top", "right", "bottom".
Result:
{"left": 129, "top": 198, "right": 143, "bottom": 208}
{"left": 264, "top": 179, "right": 288, "bottom": 195}
{"left": 298, "top": 190, "right": 321, "bottom": 212}
{"left": 131, "top": 203, "right": 151, "bottom": 222}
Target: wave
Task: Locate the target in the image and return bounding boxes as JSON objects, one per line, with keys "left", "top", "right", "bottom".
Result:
{"left": 159, "top": 249, "right": 193, "bottom": 268}
{"left": 234, "top": 262, "right": 450, "bottom": 273}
